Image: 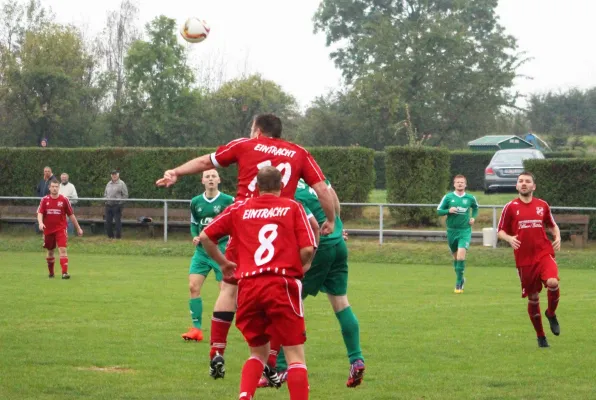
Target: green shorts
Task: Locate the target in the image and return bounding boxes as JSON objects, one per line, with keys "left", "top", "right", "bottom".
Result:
{"left": 189, "top": 247, "right": 223, "bottom": 282}
{"left": 447, "top": 229, "right": 472, "bottom": 253}
{"left": 302, "top": 239, "right": 348, "bottom": 298}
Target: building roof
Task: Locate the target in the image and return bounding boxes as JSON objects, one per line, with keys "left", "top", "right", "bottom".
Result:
{"left": 467, "top": 135, "right": 530, "bottom": 146}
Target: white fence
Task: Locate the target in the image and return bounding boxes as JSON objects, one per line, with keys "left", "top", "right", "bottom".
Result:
{"left": 1, "top": 196, "right": 595, "bottom": 247}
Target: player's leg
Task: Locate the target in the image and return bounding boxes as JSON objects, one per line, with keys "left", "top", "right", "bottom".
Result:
{"left": 58, "top": 246, "right": 69, "bottom": 279}
{"left": 45, "top": 246, "right": 55, "bottom": 278}
{"left": 518, "top": 266, "right": 548, "bottom": 347}
{"left": 239, "top": 344, "right": 269, "bottom": 400}
{"left": 447, "top": 231, "right": 461, "bottom": 292}
{"left": 209, "top": 280, "right": 237, "bottom": 376}
{"left": 541, "top": 256, "right": 561, "bottom": 336}
{"left": 455, "top": 229, "right": 472, "bottom": 292}
{"left": 284, "top": 345, "right": 309, "bottom": 400}
{"left": 182, "top": 250, "right": 209, "bottom": 341}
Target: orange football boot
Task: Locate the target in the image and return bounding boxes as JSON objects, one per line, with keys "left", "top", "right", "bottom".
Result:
{"left": 182, "top": 327, "right": 203, "bottom": 341}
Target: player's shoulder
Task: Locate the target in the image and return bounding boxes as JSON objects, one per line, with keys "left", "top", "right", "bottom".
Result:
{"left": 534, "top": 197, "right": 550, "bottom": 207}
{"left": 220, "top": 192, "right": 235, "bottom": 202}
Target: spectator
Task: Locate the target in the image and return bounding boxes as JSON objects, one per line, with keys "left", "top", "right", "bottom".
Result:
{"left": 104, "top": 170, "right": 128, "bottom": 239}
{"left": 40, "top": 138, "right": 48, "bottom": 148}
{"left": 59, "top": 173, "right": 79, "bottom": 234}
{"left": 35, "top": 166, "right": 55, "bottom": 234}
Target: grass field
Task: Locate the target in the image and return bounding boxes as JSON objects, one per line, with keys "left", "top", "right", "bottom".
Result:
{"left": 1, "top": 247, "right": 595, "bottom": 400}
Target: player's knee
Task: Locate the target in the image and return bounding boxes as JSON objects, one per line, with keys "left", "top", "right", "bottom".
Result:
{"left": 328, "top": 294, "right": 349, "bottom": 313}
{"left": 189, "top": 281, "right": 201, "bottom": 297}
{"left": 546, "top": 278, "right": 559, "bottom": 288}
{"left": 528, "top": 293, "right": 539, "bottom": 301}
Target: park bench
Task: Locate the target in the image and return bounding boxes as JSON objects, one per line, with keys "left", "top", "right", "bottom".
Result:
{"left": 554, "top": 214, "right": 590, "bottom": 248}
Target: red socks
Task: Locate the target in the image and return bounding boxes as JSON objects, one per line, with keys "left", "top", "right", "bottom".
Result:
{"left": 239, "top": 357, "right": 265, "bottom": 400}
{"left": 528, "top": 299, "right": 545, "bottom": 337}
{"left": 60, "top": 257, "right": 68, "bottom": 274}
{"left": 209, "top": 311, "right": 234, "bottom": 359}
{"left": 547, "top": 285, "right": 560, "bottom": 317}
{"left": 287, "top": 362, "right": 309, "bottom": 400}
{"left": 46, "top": 257, "right": 55, "bottom": 275}
{"left": 268, "top": 339, "right": 281, "bottom": 368}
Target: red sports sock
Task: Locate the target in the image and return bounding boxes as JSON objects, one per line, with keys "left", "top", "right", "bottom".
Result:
{"left": 287, "top": 362, "right": 309, "bottom": 400}
{"left": 239, "top": 357, "right": 264, "bottom": 399}
{"left": 528, "top": 299, "right": 545, "bottom": 337}
{"left": 60, "top": 257, "right": 68, "bottom": 274}
{"left": 46, "top": 257, "right": 55, "bottom": 275}
{"left": 268, "top": 339, "right": 281, "bottom": 368}
{"left": 547, "top": 285, "right": 560, "bottom": 317}
{"left": 209, "top": 312, "right": 234, "bottom": 359}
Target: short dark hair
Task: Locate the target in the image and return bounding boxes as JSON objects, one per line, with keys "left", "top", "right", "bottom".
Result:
{"left": 453, "top": 174, "right": 467, "bottom": 182}
{"left": 49, "top": 177, "right": 60, "bottom": 185}
{"left": 257, "top": 166, "right": 282, "bottom": 192}
{"left": 518, "top": 171, "right": 535, "bottom": 182}
{"left": 253, "top": 114, "right": 282, "bottom": 138}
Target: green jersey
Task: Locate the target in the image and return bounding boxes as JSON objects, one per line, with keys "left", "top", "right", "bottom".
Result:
{"left": 190, "top": 191, "right": 235, "bottom": 247}
{"left": 437, "top": 191, "right": 479, "bottom": 230}
{"left": 295, "top": 178, "right": 343, "bottom": 246}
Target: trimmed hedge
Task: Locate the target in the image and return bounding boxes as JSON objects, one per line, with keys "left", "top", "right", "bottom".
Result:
{"left": 544, "top": 151, "right": 579, "bottom": 159}
{"left": 385, "top": 146, "right": 451, "bottom": 226}
{"left": 374, "top": 151, "right": 386, "bottom": 189}
{"left": 449, "top": 151, "right": 493, "bottom": 191}
{"left": 0, "top": 146, "right": 374, "bottom": 205}
{"left": 524, "top": 158, "right": 596, "bottom": 239}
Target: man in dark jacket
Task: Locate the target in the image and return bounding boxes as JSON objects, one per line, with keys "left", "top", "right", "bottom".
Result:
{"left": 36, "top": 167, "right": 55, "bottom": 198}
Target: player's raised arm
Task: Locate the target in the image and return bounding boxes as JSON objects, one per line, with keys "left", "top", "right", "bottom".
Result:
{"left": 156, "top": 154, "right": 215, "bottom": 187}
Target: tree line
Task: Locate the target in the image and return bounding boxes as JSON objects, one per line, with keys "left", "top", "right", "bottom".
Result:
{"left": 0, "top": 0, "right": 592, "bottom": 151}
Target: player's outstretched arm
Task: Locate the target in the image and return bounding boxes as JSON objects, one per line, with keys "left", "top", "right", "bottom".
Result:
{"left": 156, "top": 154, "right": 215, "bottom": 187}
{"left": 311, "top": 181, "right": 335, "bottom": 235}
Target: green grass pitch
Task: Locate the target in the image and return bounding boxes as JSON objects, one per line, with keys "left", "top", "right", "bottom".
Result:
{"left": 1, "top": 251, "right": 595, "bottom": 400}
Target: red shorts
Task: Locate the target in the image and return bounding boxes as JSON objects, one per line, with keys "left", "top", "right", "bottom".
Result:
{"left": 235, "top": 275, "right": 306, "bottom": 348}
{"left": 223, "top": 236, "right": 238, "bottom": 285}
{"left": 43, "top": 229, "right": 68, "bottom": 250}
{"left": 517, "top": 255, "right": 559, "bottom": 298}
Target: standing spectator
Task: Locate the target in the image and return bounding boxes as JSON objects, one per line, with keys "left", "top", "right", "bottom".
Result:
{"left": 59, "top": 173, "right": 79, "bottom": 234}
{"left": 104, "top": 170, "right": 128, "bottom": 239}
{"left": 40, "top": 138, "right": 48, "bottom": 148}
{"left": 35, "top": 167, "right": 55, "bottom": 234}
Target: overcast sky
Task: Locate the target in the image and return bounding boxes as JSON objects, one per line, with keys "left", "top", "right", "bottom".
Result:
{"left": 49, "top": 0, "right": 596, "bottom": 109}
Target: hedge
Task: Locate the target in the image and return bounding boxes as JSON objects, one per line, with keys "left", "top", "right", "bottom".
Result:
{"left": 544, "top": 151, "right": 579, "bottom": 159}
{"left": 0, "top": 146, "right": 374, "bottom": 205}
{"left": 385, "top": 146, "right": 451, "bottom": 226}
{"left": 524, "top": 158, "right": 596, "bottom": 239}
{"left": 374, "top": 151, "right": 386, "bottom": 189}
{"left": 449, "top": 151, "right": 493, "bottom": 191}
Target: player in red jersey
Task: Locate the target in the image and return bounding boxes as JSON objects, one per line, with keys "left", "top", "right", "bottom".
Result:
{"left": 36, "top": 178, "right": 84, "bottom": 279}
{"left": 497, "top": 172, "right": 562, "bottom": 348}
{"left": 156, "top": 113, "right": 334, "bottom": 376}
{"left": 200, "top": 167, "right": 316, "bottom": 400}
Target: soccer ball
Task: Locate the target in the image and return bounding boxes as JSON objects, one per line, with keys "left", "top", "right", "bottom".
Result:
{"left": 180, "top": 17, "right": 210, "bottom": 43}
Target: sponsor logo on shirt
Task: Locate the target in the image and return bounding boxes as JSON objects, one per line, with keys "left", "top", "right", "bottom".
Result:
{"left": 518, "top": 219, "right": 543, "bottom": 229}
{"left": 200, "top": 217, "right": 213, "bottom": 226}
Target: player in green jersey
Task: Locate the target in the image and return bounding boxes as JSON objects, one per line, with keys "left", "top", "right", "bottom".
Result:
{"left": 437, "top": 175, "right": 479, "bottom": 294}
{"left": 182, "top": 170, "right": 234, "bottom": 341}
{"left": 260, "top": 178, "right": 365, "bottom": 389}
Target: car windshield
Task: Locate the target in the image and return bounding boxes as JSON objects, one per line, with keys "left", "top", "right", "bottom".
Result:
{"left": 492, "top": 152, "right": 537, "bottom": 163}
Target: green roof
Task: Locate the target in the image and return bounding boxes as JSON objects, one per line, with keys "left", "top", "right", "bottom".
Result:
{"left": 468, "top": 135, "right": 528, "bottom": 146}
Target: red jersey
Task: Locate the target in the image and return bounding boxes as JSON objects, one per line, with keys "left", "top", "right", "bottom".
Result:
{"left": 37, "top": 194, "right": 73, "bottom": 234}
{"left": 210, "top": 136, "right": 326, "bottom": 200}
{"left": 497, "top": 197, "right": 557, "bottom": 267}
{"left": 203, "top": 194, "right": 317, "bottom": 280}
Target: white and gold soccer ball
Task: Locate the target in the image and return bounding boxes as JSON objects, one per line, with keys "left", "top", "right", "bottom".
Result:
{"left": 180, "top": 17, "right": 210, "bottom": 43}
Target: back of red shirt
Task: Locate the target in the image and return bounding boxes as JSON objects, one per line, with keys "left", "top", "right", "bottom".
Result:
{"left": 37, "top": 195, "right": 73, "bottom": 234}
{"left": 210, "top": 136, "right": 326, "bottom": 200}
{"left": 203, "top": 194, "right": 316, "bottom": 280}
{"left": 497, "top": 197, "right": 556, "bottom": 266}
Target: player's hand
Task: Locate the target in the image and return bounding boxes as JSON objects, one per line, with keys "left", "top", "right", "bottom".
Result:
{"left": 77, "top": 228, "right": 83, "bottom": 236}
{"left": 155, "top": 170, "right": 178, "bottom": 187}
{"left": 448, "top": 207, "right": 458, "bottom": 214}
{"left": 507, "top": 235, "right": 521, "bottom": 250}
{"left": 469, "top": 218, "right": 475, "bottom": 225}
{"left": 192, "top": 236, "right": 201, "bottom": 246}
{"left": 38, "top": 222, "right": 45, "bottom": 230}
{"left": 321, "top": 219, "right": 335, "bottom": 236}
{"left": 342, "top": 229, "right": 349, "bottom": 241}
{"left": 221, "top": 259, "right": 237, "bottom": 278}
{"left": 552, "top": 237, "right": 561, "bottom": 252}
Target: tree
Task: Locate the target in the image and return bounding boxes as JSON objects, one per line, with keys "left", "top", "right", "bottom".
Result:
{"left": 313, "top": 0, "right": 525, "bottom": 146}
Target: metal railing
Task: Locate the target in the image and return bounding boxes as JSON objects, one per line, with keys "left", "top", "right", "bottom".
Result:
{"left": 2, "top": 196, "right": 595, "bottom": 246}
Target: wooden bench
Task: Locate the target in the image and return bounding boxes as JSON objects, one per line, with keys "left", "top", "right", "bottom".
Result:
{"left": 554, "top": 214, "right": 589, "bottom": 247}
{"left": 0, "top": 205, "right": 192, "bottom": 237}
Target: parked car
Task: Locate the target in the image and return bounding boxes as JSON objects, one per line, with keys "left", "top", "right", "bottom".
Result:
{"left": 484, "top": 149, "right": 545, "bottom": 193}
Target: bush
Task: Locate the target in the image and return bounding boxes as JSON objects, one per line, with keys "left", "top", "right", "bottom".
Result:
{"left": 385, "top": 146, "right": 451, "bottom": 226}
{"left": 544, "top": 151, "right": 580, "bottom": 159}
{"left": 524, "top": 158, "right": 596, "bottom": 239}
{"left": 449, "top": 151, "right": 493, "bottom": 191}
{"left": 373, "top": 151, "right": 386, "bottom": 189}
{"left": 0, "top": 146, "right": 374, "bottom": 205}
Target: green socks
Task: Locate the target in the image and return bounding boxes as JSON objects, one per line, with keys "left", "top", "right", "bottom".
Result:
{"left": 277, "top": 347, "right": 288, "bottom": 371}
{"left": 189, "top": 297, "right": 203, "bottom": 329}
{"left": 455, "top": 260, "right": 465, "bottom": 286}
{"left": 336, "top": 306, "right": 364, "bottom": 364}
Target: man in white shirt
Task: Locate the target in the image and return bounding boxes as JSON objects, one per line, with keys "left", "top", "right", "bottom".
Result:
{"left": 59, "top": 173, "right": 78, "bottom": 233}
